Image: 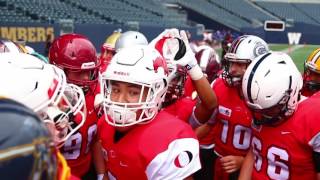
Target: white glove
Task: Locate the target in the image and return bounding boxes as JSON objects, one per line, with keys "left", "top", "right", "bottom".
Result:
{"left": 171, "top": 29, "right": 203, "bottom": 80}
{"left": 148, "top": 29, "right": 172, "bottom": 48}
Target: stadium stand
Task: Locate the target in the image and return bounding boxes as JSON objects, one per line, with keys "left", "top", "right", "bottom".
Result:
{"left": 1, "top": 0, "right": 320, "bottom": 28}
{"left": 209, "top": 0, "right": 277, "bottom": 26}
{"left": 0, "top": 0, "right": 108, "bottom": 24}
{"left": 0, "top": 0, "right": 191, "bottom": 27}
{"left": 253, "top": 0, "right": 319, "bottom": 25}
{"left": 166, "top": 0, "right": 252, "bottom": 31}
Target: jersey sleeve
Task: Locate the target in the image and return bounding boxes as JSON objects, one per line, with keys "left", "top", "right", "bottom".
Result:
{"left": 309, "top": 132, "right": 320, "bottom": 153}
{"left": 145, "top": 138, "right": 201, "bottom": 180}
{"left": 302, "top": 101, "right": 320, "bottom": 152}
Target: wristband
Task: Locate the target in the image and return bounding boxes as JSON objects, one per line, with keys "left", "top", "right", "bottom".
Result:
{"left": 207, "top": 108, "right": 218, "bottom": 125}
{"left": 189, "top": 107, "right": 204, "bottom": 129}
{"left": 188, "top": 64, "right": 204, "bottom": 81}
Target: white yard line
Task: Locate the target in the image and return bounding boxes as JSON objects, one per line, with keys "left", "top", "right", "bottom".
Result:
{"left": 279, "top": 44, "right": 304, "bottom": 53}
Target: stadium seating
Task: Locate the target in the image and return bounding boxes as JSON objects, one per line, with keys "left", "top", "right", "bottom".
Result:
{"left": 209, "top": 0, "right": 277, "bottom": 24}
{"left": 1, "top": 0, "right": 320, "bottom": 29}
{"left": 171, "top": 0, "right": 252, "bottom": 30}
{"left": 64, "top": 0, "right": 190, "bottom": 27}
{"left": 254, "top": 1, "right": 318, "bottom": 25}
{"left": 291, "top": 3, "right": 320, "bottom": 24}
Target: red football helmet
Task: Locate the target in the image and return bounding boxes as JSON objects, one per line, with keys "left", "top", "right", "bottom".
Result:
{"left": 195, "top": 46, "right": 221, "bottom": 83}
{"left": 49, "top": 34, "right": 100, "bottom": 90}
{"left": 163, "top": 64, "right": 187, "bottom": 107}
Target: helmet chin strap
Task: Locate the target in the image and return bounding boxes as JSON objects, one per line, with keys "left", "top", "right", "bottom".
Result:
{"left": 108, "top": 105, "right": 137, "bottom": 126}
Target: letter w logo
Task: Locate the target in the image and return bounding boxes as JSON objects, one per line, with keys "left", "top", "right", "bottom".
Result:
{"left": 287, "top": 32, "right": 302, "bottom": 45}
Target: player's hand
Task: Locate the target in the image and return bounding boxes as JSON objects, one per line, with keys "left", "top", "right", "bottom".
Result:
{"left": 168, "top": 29, "right": 197, "bottom": 69}
{"left": 168, "top": 29, "right": 203, "bottom": 80}
{"left": 148, "top": 29, "right": 173, "bottom": 48}
{"left": 220, "top": 155, "right": 244, "bottom": 173}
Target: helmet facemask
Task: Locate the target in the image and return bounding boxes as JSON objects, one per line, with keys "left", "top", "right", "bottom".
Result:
{"left": 163, "top": 64, "right": 186, "bottom": 107}
{"left": 222, "top": 55, "right": 251, "bottom": 87}
{"left": 39, "top": 67, "right": 86, "bottom": 147}
{"left": 102, "top": 79, "right": 166, "bottom": 127}
{"left": 100, "top": 45, "right": 116, "bottom": 65}
{"left": 42, "top": 83, "right": 86, "bottom": 148}
{"left": 303, "top": 63, "right": 320, "bottom": 92}
{"left": 249, "top": 89, "right": 292, "bottom": 126}
{"left": 64, "top": 66, "right": 100, "bottom": 93}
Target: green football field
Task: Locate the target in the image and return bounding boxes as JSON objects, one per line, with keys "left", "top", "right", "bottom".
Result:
{"left": 269, "top": 44, "right": 319, "bottom": 72}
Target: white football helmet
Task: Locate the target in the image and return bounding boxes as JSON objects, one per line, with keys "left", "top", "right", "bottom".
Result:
{"left": 115, "top": 31, "right": 148, "bottom": 52}
{"left": 0, "top": 53, "right": 86, "bottom": 147}
{"left": 100, "top": 46, "right": 168, "bottom": 127}
{"left": 223, "top": 35, "right": 269, "bottom": 87}
{"left": 242, "top": 52, "right": 303, "bottom": 125}
{"left": 0, "top": 39, "right": 28, "bottom": 53}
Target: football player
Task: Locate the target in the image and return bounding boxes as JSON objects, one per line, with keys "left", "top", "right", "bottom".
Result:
{"left": 240, "top": 52, "right": 320, "bottom": 180}
{"left": 115, "top": 30, "right": 148, "bottom": 52}
{"left": 0, "top": 39, "right": 29, "bottom": 53}
{"left": 96, "top": 45, "right": 201, "bottom": 179}
{"left": 0, "top": 39, "right": 49, "bottom": 63}
{"left": 191, "top": 35, "right": 270, "bottom": 180}
{"left": 49, "top": 34, "right": 100, "bottom": 178}
{"left": 301, "top": 48, "right": 320, "bottom": 97}
{"left": 0, "top": 98, "right": 73, "bottom": 180}
{"left": 195, "top": 45, "right": 221, "bottom": 84}
{"left": 0, "top": 53, "right": 87, "bottom": 180}
{"left": 0, "top": 53, "right": 86, "bottom": 148}
{"left": 151, "top": 29, "right": 217, "bottom": 123}
{"left": 151, "top": 29, "right": 218, "bottom": 180}
{"left": 99, "top": 30, "right": 121, "bottom": 72}
{"left": 193, "top": 46, "right": 221, "bottom": 180}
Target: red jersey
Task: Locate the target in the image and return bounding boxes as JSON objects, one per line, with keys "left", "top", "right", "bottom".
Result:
{"left": 60, "top": 87, "right": 99, "bottom": 177}
{"left": 212, "top": 77, "right": 252, "bottom": 157}
{"left": 183, "top": 76, "right": 196, "bottom": 98}
{"left": 250, "top": 93, "right": 320, "bottom": 180}
{"left": 97, "top": 111, "right": 201, "bottom": 180}
{"left": 163, "top": 96, "right": 196, "bottom": 123}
